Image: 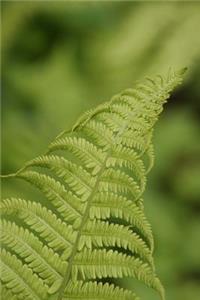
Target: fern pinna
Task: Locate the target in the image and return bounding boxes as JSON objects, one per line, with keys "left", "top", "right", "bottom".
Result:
{"left": 1, "top": 69, "right": 186, "bottom": 300}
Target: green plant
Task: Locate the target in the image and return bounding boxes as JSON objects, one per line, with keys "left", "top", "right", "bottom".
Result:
{"left": 0, "top": 69, "right": 186, "bottom": 300}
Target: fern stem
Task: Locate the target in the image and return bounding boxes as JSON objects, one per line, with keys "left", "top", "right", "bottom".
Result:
{"left": 0, "top": 165, "right": 34, "bottom": 179}
{"left": 0, "top": 173, "right": 17, "bottom": 179}
{"left": 57, "top": 154, "right": 109, "bottom": 300}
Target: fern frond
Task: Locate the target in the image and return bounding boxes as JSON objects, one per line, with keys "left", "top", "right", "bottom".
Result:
{"left": 48, "top": 136, "right": 106, "bottom": 175}
{"left": 0, "top": 284, "right": 18, "bottom": 300}
{"left": 79, "top": 219, "right": 154, "bottom": 267}
{"left": 1, "top": 69, "right": 186, "bottom": 300}
{"left": 64, "top": 281, "right": 139, "bottom": 300}
{"left": 99, "top": 168, "right": 141, "bottom": 200}
{"left": 1, "top": 198, "right": 76, "bottom": 253}
{"left": 107, "top": 143, "right": 146, "bottom": 186}
{"left": 82, "top": 119, "right": 114, "bottom": 148}
{"left": 72, "top": 249, "right": 164, "bottom": 298}
{"left": 16, "top": 172, "right": 84, "bottom": 223}
{"left": 0, "top": 249, "right": 48, "bottom": 300}
{"left": 24, "top": 155, "right": 95, "bottom": 198}
{"left": 90, "top": 192, "right": 154, "bottom": 251}
{"left": 0, "top": 220, "right": 66, "bottom": 287}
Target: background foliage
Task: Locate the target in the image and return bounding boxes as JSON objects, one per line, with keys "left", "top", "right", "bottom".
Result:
{"left": 1, "top": 1, "right": 200, "bottom": 300}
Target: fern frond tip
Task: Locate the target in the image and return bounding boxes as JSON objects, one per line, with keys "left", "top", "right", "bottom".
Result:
{"left": 177, "top": 66, "right": 188, "bottom": 75}
{"left": 1, "top": 69, "right": 184, "bottom": 300}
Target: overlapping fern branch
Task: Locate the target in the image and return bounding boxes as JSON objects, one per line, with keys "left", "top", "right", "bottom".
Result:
{"left": 0, "top": 68, "right": 186, "bottom": 300}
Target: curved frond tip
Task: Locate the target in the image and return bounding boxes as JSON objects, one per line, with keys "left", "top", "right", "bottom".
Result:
{"left": 1, "top": 69, "right": 185, "bottom": 300}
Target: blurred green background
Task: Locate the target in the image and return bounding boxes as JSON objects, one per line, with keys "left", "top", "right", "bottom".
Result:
{"left": 1, "top": 1, "right": 200, "bottom": 300}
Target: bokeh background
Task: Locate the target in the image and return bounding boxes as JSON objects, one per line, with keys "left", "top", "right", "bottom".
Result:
{"left": 1, "top": 1, "right": 200, "bottom": 300}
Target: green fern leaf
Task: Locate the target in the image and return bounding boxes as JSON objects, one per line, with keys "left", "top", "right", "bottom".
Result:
{"left": 1, "top": 69, "right": 186, "bottom": 300}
